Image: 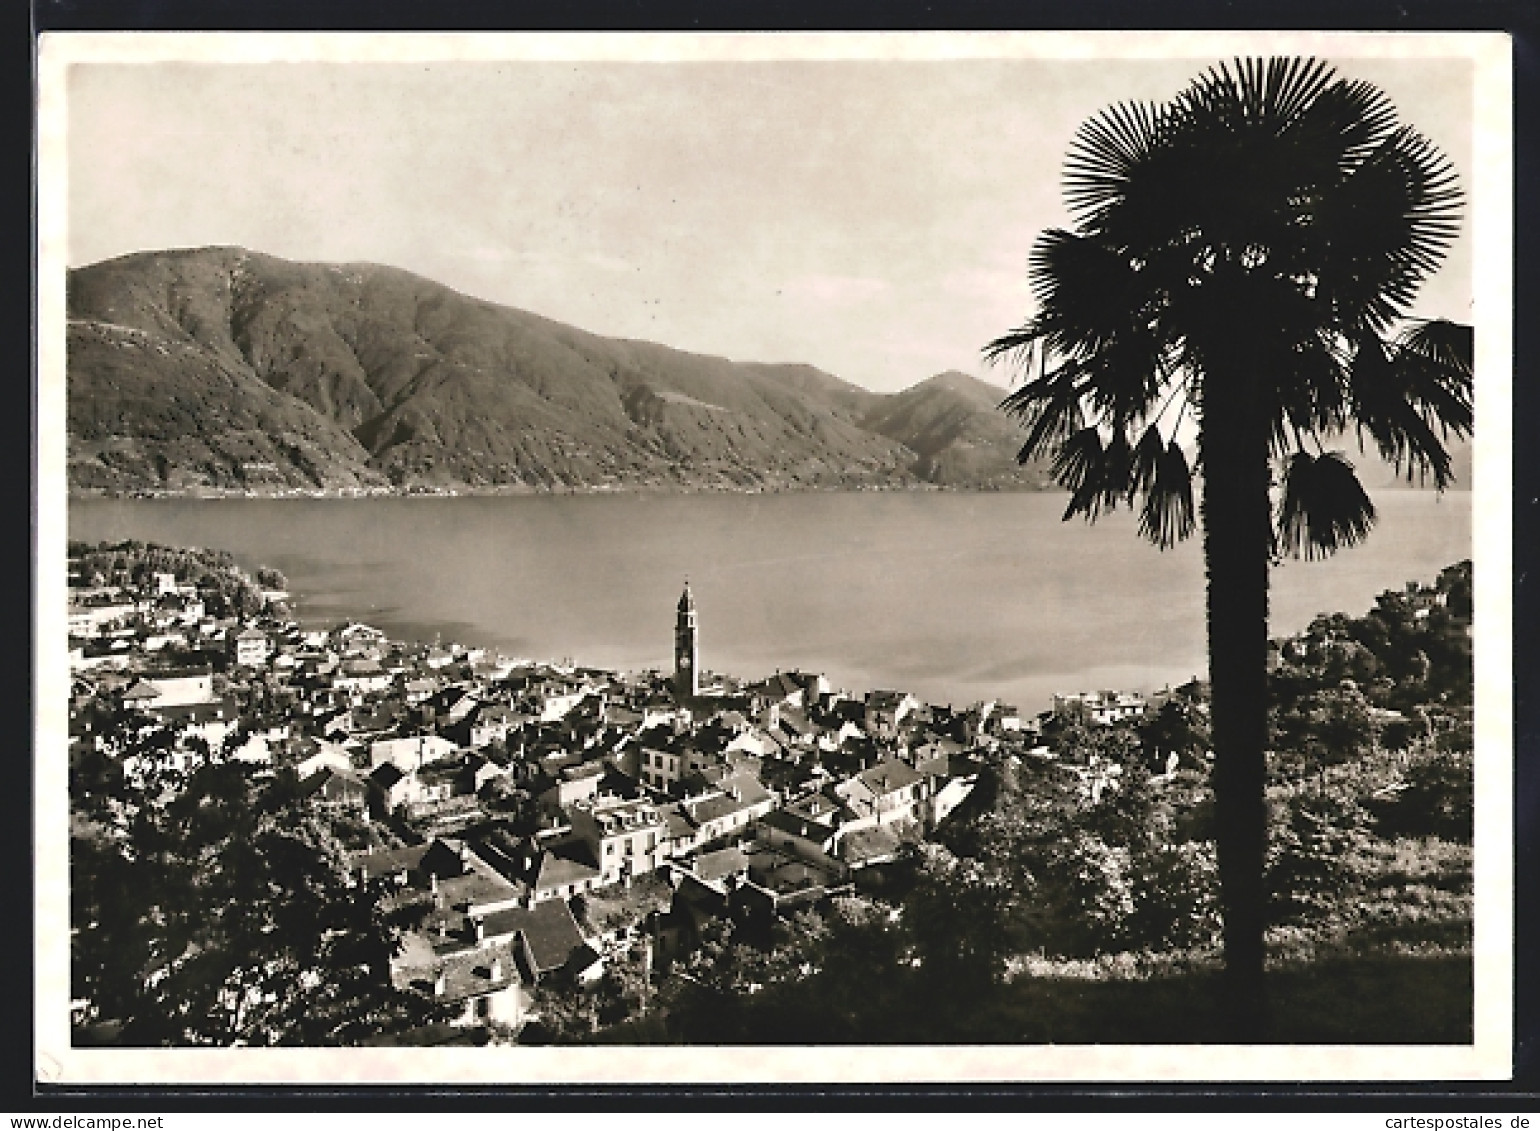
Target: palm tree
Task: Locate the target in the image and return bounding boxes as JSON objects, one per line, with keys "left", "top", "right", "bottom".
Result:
{"left": 985, "top": 57, "right": 1472, "bottom": 1037}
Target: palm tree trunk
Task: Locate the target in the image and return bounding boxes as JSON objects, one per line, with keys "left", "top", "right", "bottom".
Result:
{"left": 1199, "top": 364, "right": 1273, "bottom": 1041}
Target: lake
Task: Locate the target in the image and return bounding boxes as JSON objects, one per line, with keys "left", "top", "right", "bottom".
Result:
{"left": 67, "top": 490, "right": 1471, "bottom": 713}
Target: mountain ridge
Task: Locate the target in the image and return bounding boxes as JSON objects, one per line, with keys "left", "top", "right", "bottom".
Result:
{"left": 66, "top": 246, "right": 1058, "bottom": 495}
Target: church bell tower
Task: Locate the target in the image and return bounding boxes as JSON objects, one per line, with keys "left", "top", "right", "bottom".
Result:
{"left": 674, "top": 581, "right": 699, "bottom": 699}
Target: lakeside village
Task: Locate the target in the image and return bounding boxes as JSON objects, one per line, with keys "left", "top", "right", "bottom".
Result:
{"left": 66, "top": 541, "right": 1476, "bottom": 1045}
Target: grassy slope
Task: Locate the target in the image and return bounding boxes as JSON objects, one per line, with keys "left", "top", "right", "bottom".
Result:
{"left": 978, "top": 953, "right": 1472, "bottom": 1044}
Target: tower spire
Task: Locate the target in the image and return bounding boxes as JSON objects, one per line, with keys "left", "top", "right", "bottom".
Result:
{"left": 674, "top": 579, "right": 699, "bottom": 699}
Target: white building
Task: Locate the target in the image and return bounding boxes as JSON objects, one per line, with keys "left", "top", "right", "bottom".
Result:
{"left": 1052, "top": 689, "right": 1148, "bottom": 726}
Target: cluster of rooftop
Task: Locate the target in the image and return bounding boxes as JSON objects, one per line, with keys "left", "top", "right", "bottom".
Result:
{"left": 69, "top": 554, "right": 1169, "bottom": 1034}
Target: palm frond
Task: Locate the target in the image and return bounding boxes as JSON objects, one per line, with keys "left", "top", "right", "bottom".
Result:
{"left": 999, "top": 359, "right": 1088, "bottom": 465}
{"left": 1266, "top": 324, "right": 1354, "bottom": 457}
{"left": 1275, "top": 450, "right": 1377, "bottom": 559}
{"left": 1398, "top": 318, "right": 1474, "bottom": 377}
{"left": 1392, "top": 320, "right": 1474, "bottom": 438}
{"left": 1054, "top": 426, "right": 1137, "bottom": 522}
{"left": 1286, "top": 73, "right": 1399, "bottom": 164}
{"left": 1315, "top": 126, "right": 1462, "bottom": 333}
{"left": 986, "top": 56, "right": 1464, "bottom": 555}
{"left": 1052, "top": 426, "right": 1105, "bottom": 499}
{"left": 982, "top": 324, "right": 1044, "bottom": 372}
{"left": 1129, "top": 423, "right": 1166, "bottom": 498}
{"left": 1063, "top": 99, "right": 1169, "bottom": 229}
{"left": 1349, "top": 330, "right": 1468, "bottom": 487}
{"left": 1025, "top": 230, "right": 1164, "bottom": 358}
{"left": 1136, "top": 439, "right": 1197, "bottom": 549}
{"left": 1210, "top": 57, "right": 1337, "bottom": 131}
{"left": 1102, "top": 426, "right": 1134, "bottom": 504}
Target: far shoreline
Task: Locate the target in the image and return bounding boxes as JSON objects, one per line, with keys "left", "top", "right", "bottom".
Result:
{"left": 67, "top": 482, "right": 1468, "bottom": 502}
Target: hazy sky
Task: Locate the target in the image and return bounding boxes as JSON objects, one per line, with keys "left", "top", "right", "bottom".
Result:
{"left": 65, "top": 49, "right": 1475, "bottom": 393}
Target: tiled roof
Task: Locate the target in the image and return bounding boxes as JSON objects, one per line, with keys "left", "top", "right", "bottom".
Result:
{"left": 839, "top": 823, "right": 904, "bottom": 865}
{"left": 149, "top": 700, "right": 235, "bottom": 723}
{"left": 758, "top": 807, "right": 836, "bottom": 844}
{"left": 440, "top": 866, "right": 523, "bottom": 912}
{"left": 688, "top": 791, "right": 750, "bottom": 825}
{"left": 915, "top": 751, "right": 983, "bottom": 780}
{"left": 661, "top": 804, "right": 697, "bottom": 839}
{"left": 396, "top": 939, "right": 522, "bottom": 1004}
{"left": 596, "top": 767, "right": 641, "bottom": 799}
{"left": 784, "top": 788, "right": 850, "bottom": 824}
{"left": 480, "top": 899, "right": 586, "bottom": 975}
{"left": 534, "top": 844, "right": 600, "bottom": 891}
{"left": 749, "top": 852, "right": 839, "bottom": 896}
{"left": 694, "top": 846, "right": 751, "bottom": 883}
{"left": 777, "top": 707, "right": 813, "bottom": 736}
{"left": 856, "top": 757, "right": 923, "bottom": 795}
{"left": 353, "top": 842, "right": 430, "bottom": 878}
{"left": 299, "top": 766, "right": 367, "bottom": 798}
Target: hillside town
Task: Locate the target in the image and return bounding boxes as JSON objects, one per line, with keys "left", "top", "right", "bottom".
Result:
{"left": 66, "top": 540, "right": 1476, "bottom": 1046}
{"left": 68, "top": 541, "right": 1141, "bottom": 1038}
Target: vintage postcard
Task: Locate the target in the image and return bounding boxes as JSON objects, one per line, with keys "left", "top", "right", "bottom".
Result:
{"left": 34, "top": 30, "right": 1514, "bottom": 1085}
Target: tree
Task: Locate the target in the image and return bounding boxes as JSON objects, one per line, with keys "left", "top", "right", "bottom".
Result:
{"left": 523, "top": 976, "right": 597, "bottom": 1044}
{"left": 986, "top": 58, "right": 1469, "bottom": 1036}
{"left": 255, "top": 566, "right": 288, "bottom": 590}
{"left": 1141, "top": 697, "right": 1211, "bottom": 768}
{"left": 71, "top": 759, "right": 448, "bottom": 1044}
{"left": 903, "top": 844, "right": 1014, "bottom": 1007}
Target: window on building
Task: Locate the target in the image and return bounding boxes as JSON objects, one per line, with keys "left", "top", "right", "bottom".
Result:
{"left": 606, "top": 843, "right": 614, "bottom": 856}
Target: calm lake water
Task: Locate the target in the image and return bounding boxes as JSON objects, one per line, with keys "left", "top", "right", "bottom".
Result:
{"left": 68, "top": 490, "right": 1471, "bottom": 713}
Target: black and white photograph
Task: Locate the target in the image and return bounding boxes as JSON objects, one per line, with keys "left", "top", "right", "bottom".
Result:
{"left": 33, "top": 31, "right": 1513, "bottom": 1085}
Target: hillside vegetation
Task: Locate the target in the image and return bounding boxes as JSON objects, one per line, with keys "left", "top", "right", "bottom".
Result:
{"left": 67, "top": 248, "right": 1056, "bottom": 495}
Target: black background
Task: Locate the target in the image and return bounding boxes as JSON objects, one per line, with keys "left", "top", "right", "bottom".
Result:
{"left": 18, "top": 0, "right": 1539, "bottom": 1111}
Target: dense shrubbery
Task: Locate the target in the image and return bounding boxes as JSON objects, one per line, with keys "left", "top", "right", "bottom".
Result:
{"left": 1266, "top": 794, "right": 1369, "bottom": 923}
{"left": 1271, "top": 561, "right": 1472, "bottom": 718}
{"left": 70, "top": 539, "right": 269, "bottom": 618}
{"left": 71, "top": 745, "right": 444, "bottom": 1045}
{"left": 953, "top": 755, "right": 1222, "bottom": 960}
{"left": 1370, "top": 751, "right": 1474, "bottom": 842}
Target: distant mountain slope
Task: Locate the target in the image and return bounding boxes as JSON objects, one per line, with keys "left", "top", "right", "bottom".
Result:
{"left": 862, "top": 370, "right": 1054, "bottom": 488}
{"left": 65, "top": 248, "right": 965, "bottom": 493}
{"left": 66, "top": 316, "right": 386, "bottom": 492}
